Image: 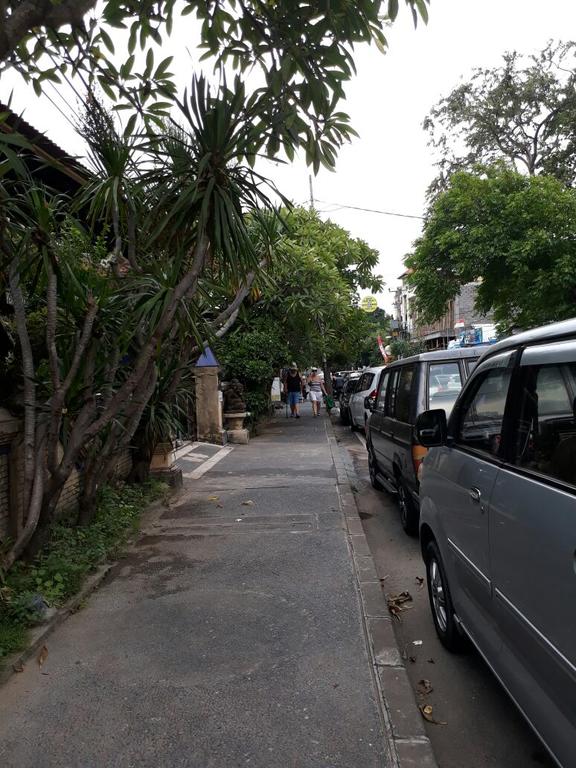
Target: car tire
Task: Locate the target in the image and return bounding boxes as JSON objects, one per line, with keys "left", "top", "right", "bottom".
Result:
{"left": 350, "top": 418, "right": 358, "bottom": 432}
{"left": 397, "top": 476, "right": 419, "bottom": 536}
{"left": 425, "top": 540, "right": 466, "bottom": 653}
{"left": 368, "top": 444, "right": 383, "bottom": 491}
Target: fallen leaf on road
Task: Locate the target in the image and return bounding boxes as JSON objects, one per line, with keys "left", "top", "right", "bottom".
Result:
{"left": 235, "top": 518, "right": 243, "bottom": 522}
{"left": 37, "top": 645, "right": 48, "bottom": 667}
{"left": 408, "top": 655, "right": 417, "bottom": 663}
{"left": 207, "top": 496, "right": 219, "bottom": 501}
{"left": 415, "top": 576, "right": 424, "bottom": 588}
{"left": 427, "top": 658, "right": 435, "bottom": 664}
{"left": 412, "top": 640, "right": 423, "bottom": 646}
{"left": 417, "top": 679, "right": 434, "bottom": 696}
{"left": 242, "top": 500, "right": 254, "bottom": 506}
{"left": 419, "top": 704, "right": 446, "bottom": 725}
{"left": 12, "top": 662, "right": 24, "bottom": 673}
{"left": 379, "top": 575, "right": 389, "bottom": 582}
{"left": 386, "top": 591, "right": 413, "bottom": 620}
{"left": 216, "top": 503, "right": 223, "bottom": 508}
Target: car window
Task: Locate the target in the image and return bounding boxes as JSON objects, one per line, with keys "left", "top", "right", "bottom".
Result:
{"left": 427, "top": 362, "right": 462, "bottom": 417}
{"left": 456, "top": 364, "right": 513, "bottom": 457}
{"left": 391, "top": 364, "right": 415, "bottom": 423}
{"left": 512, "top": 362, "right": 576, "bottom": 487}
{"left": 358, "top": 372, "right": 374, "bottom": 392}
{"left": 376, "top": 371, "right": 390, "bottom": 411}
{"left": 465, "top": 359, "right": 479, "bottom": 376}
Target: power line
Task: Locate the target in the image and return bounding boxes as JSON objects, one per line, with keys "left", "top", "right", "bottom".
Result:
{"left": 314, "top": 198, "right": 424, "bottom": 220}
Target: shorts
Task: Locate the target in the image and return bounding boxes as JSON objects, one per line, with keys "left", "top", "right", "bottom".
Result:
{"left": 287, "top": 391, "right": 301, "bottom": 406}
{"left": 309, "top": 390, "right": 323, "bottom": 402}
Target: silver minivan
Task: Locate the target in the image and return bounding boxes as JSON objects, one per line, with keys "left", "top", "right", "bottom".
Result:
{"left": 416, "top": 318, "right": 576, "bottom": 768}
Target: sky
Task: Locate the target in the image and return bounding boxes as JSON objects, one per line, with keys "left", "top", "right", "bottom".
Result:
{"left": 3, "top": 0, "right": 576, "bottom": 313}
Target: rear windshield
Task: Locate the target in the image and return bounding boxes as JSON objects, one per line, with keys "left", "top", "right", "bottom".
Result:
{"left": 358, "top": 372, "right": 375, "bottom": 392}
{"left": 427, "top": 362, "right": 463, "bottom": 417}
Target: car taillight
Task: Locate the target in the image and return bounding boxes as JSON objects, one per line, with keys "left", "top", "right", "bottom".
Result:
{"left": 412, "top": 444, "right": 428, "bottom": 479}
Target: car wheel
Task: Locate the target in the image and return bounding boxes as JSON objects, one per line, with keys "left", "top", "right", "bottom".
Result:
{"left": 350, "top": 417, "right": 358, "bottom": 432}
{"left": 368, "top": 445, "right": 383, "bottom": 491}
{"left": 425, "top": 540, "right": 465, "bottom": 653}
{"left": 397, "top": 477, "right": 419, "bottom": 536}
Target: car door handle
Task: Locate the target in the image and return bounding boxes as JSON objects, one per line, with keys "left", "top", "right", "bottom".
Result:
{"left": 469, "top": 487, "right": 482, "bottom": 503}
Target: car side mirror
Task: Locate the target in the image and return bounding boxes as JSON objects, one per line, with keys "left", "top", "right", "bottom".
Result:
{"left": 415, "top": 409, "right": 448, "bottom": 447}
{"left": 364, "top": 396, "right": 375, "bottom": 411}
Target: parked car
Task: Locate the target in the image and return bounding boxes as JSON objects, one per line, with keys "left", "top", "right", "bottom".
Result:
{"left": 416, "top": 318, "right": 576, "bottom": 768}
{"left": 366, "top": 347, "right": 487, "bottom": 534}
{"left": 349, "top": 365, "right": 385, "bottom": 431}
{"left": 339, "top": 373, "right": 361, "bottom": 426}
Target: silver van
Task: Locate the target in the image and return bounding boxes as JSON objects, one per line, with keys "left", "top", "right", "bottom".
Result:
{"left": 416, "top": 318, "right": 576, "bottom": 768}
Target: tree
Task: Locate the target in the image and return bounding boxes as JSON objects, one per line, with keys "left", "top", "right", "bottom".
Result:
{"left": 405, "top": 166, "right": 576, "bottom": 332}
{"left": 425, "top": 41, "right": 576, "bottom": 192}
{"left": 217, "top": 207, "right": 383, "bottom": 411}
{"left": 1, "top": 0, "right": 428, "bottom": 173}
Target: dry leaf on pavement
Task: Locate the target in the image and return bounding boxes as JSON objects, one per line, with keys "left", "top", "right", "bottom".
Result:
{"left": 207, "top": 496, "right": 219, "bottom": 501}
{"left": 242, "top": 500, "right": 255, "bottom": 506}
{"left": 12, "top": 661, "right": 24, "bottom": 673}
{"left": 415, "top": 576, "right": 424, "bottom": 588}
{"left": 417, "top": 679, "right": 434, "bottom": 696}
{"left": 419, "top": 704, "right": 446, "bottom": 725}
{"left": 386, "top": 591, "right": 413, "bottom": 620}
{"left": 37, "top": 645, "right": 48, "bottom": 667}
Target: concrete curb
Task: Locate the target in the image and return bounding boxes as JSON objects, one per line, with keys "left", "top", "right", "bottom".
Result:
{"left": 0, "top": 496, "right": 171, "bottom": 688}
{"left": 325, "top": 418, "right": 439, "bottom": 768}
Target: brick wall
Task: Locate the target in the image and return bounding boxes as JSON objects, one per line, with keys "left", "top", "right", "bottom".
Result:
{"left": 0, "top": 447, "right": 9, "bottom": 540}
{"left": 0, "top": 430, "right": 133, "bottom": 541}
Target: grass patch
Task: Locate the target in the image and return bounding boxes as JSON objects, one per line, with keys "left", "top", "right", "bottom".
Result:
{"left": 0, "top": 480, "right": 166, "bottom": 662}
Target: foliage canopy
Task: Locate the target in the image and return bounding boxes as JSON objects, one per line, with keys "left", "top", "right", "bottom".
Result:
{"left": 406, "top": 166, "right": 576, "bottom": 332}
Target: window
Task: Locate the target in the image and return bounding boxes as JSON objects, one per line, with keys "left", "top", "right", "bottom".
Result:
{"left": 390, "top": 365, "right": 415, "bottom": 422}
{"left": 376, "top": 371, "right": 390, "bottom": 411}
{"left": 465, "top": 359, "right": 479, "bottom": 376}
{"left": 427, "top": 362, "right": 462, "bottom": 417}
{"left": 387, "top": 369, "right": 400, "bottom": 416}
{"left": 358, "top": 372, "right": 374, "bottom": 392}
{"left": 513, "top": 362, "right": 576, "bottom": 486}
{"left": 456, "top": 365, "right": 512, "bottom": 456}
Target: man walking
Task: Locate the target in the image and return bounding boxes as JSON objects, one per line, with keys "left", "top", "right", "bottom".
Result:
{"left": 308, "top": 367, "right": 327, "bottom": 417}
{"left": 284, "top": 363, "right": 304, "bottom": 419}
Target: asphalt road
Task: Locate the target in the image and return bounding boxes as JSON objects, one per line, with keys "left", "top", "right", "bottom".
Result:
{"left": 333, "top": 421, "right": 556, "bottom": 768}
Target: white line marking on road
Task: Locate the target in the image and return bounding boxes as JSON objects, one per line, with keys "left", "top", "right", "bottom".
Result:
{"left": 184, "top": 445, "right": 234, "bottom": 480}
{"left": 354, "top": 432, "right": 367, "bottom": 448}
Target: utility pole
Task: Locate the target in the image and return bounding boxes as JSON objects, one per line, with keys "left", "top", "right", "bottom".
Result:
{"left": 308, "top": 174, "right": 315, "bottom": 210}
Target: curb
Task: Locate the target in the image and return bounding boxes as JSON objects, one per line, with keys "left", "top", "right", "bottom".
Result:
{"left": 325, "top": 418, "right": 439, "bottom": 768}
{"left": 0, "top": 496, "right": 171, "bottom": 688}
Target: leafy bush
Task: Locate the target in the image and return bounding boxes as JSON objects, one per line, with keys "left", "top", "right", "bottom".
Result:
{"left": 0, "top": 481, "right": 166, "bottom": 661}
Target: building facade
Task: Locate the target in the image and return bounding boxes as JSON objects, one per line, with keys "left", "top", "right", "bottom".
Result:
{"left": 393, "top": 270, "right": 494, "bottom": 350}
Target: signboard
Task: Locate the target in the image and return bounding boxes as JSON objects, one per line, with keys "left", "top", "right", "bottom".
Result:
{"left": 360, "top": 296, "right": 378, "bottom": 313}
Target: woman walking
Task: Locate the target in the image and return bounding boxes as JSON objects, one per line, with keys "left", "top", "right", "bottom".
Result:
{"left": 307, "top": 367, "right": 327, "bottom": 417}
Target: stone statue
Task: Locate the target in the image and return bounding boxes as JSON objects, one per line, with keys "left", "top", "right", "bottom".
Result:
{"left": 223, "top": 378, "right": 246, "bottom": 413}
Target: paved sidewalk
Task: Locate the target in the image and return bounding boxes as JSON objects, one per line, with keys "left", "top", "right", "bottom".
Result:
{"left": 0, "top": 405, "right": 392, "bottom": 768}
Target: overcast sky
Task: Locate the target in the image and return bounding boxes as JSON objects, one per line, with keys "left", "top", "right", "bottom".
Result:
{"left": 3, "top": 0, "right": 576, "bottom": 313}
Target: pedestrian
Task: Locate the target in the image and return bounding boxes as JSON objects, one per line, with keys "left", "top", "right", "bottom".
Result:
{"left": 283, "top": 362, "right": 304, "bottom": 419}
{"left": 308, "top": 366, "right": 327, "bottom": 417}
{"left": 301, "top": 374, "right": 308, "bottom": 400}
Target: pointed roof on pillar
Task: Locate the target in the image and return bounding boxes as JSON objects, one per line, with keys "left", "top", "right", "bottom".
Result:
{"left": 195, "top": 346, "right": 220, "bottom": 367}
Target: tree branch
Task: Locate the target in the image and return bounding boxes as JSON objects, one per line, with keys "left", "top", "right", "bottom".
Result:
{"left": 0, "top": 0, "right": 96, "bottom": 64}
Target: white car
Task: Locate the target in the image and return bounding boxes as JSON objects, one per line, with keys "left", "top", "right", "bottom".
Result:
{"left": 348, "top": 365, "right": 385, "bottom": 431}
